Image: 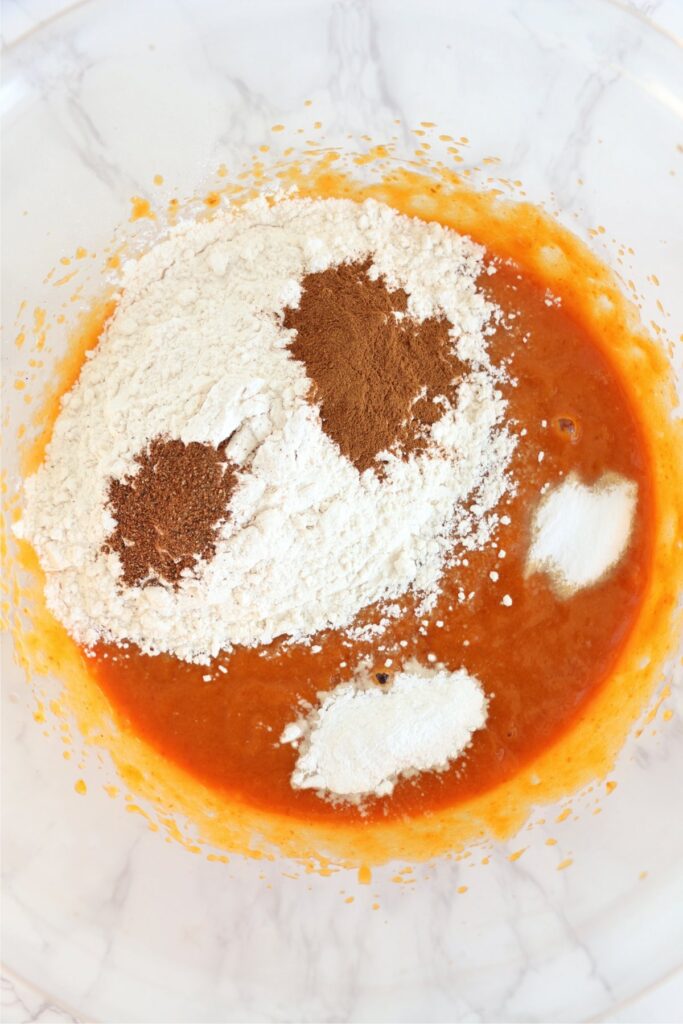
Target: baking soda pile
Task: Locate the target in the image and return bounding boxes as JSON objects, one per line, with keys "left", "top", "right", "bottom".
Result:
{"left": 17, "top": 196, "right": 516, "bottom": 665}
{"left": 527, "top": 472, "right": 637, "bottom": 595}
{"left": 280, "top": 661, "right": 489, "bottom": 801}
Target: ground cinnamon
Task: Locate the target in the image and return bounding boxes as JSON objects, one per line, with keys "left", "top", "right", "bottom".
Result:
{"left": 284, "top": 259, "right": 465, "bottom": 473}
{"left": 105, "top": 437, "right": 237, "bottom": 587}
{"left": 106, "top": 261, "right": 464, "bottom": 587}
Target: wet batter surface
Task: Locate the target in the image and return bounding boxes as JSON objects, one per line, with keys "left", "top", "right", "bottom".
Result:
{"left": 87, "top": 253, "right": 653, "bottom": 824}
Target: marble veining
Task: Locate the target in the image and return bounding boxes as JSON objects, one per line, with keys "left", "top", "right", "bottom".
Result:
{"left": 2, "top": 1, "right": 683, "bottom": 1021}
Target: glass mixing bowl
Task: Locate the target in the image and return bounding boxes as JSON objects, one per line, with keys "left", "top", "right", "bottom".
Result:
{"left": 2, "top": 1, "right": 682, "bottom": 1020}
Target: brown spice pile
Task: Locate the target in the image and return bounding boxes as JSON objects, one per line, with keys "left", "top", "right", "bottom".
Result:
{"left": 284, "top": 258, "right": 465, "bottom": 473}
{"left": 105, "top": 260, "right": 465, "bottom": 589}
{"left": 105, "top": 437, "right": 237, "bottom": 587}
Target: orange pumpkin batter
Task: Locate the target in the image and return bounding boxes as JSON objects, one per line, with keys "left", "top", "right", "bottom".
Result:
{"left": 86, "top": 252, "right": 653, "bottom": 824}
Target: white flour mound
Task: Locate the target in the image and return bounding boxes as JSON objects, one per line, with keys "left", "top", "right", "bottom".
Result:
{"left": 280, "top": 661, "right": 488, "bottom": 800}
{"left": 16, "top": 196, "right": 515, "bottom": 663}
{"left": 527, "top": 471, "right": 637, "bottom": 595}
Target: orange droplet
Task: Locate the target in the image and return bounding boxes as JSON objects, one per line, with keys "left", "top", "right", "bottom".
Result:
{"left": 129, "top": 196, "right": 155, "bottom": 221}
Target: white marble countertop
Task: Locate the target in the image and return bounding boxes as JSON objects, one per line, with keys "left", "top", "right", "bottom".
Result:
{"left": 2, "top": 1, "right": 683, "bottom": 1021}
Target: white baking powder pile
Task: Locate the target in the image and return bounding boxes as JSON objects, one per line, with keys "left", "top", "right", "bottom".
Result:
{"left": 280, "top": 660, "right": 488, "bottom": 800}
{"left": 527, "top": 471, "right": 637, "bottom": 595}
{"left": 16, "top": 196, "right": 515, "bottom": 663}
